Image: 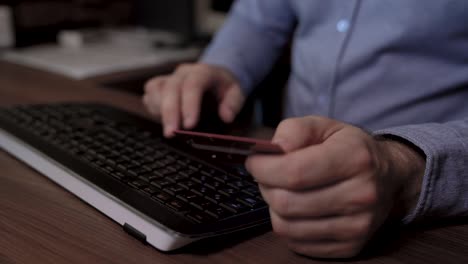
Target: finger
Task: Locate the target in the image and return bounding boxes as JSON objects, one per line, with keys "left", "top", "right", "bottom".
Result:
{"left": 160, "top": 76, "right": 183, "bottom": 137}
{"left": 259, "top": 177, "right": 377, "bottom": 218}
{"left": 143, "top": 77, "right": 167, "bottom": 116}
{"left": 218, "top": 84, "right": 245, "bottom": 123}
{"left": 142, "top": 93, "right": 161, "bottom": 118}
{"left": 246, "top": 138, "right": 355, "bottom": 189}
{"left": 272, "top": 116, "right": 345, "bottom": 152}
{"left": 270, "top": 209, "right": 372, "bottom": 242}
{"left": 144, "top": 75, "right": 167, "bottom": 93}
{"left": 180, "top": 72, "right": 213, "bottom": 129}
{"left": 247, "top": 121, "right": 376, "bottom": 190}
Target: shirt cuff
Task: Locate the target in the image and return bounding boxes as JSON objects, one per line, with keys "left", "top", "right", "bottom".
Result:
{"left": 373, "top": 123, "right": 468, "bottom": 224}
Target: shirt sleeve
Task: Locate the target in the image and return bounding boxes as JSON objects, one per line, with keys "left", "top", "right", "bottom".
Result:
{"left": 373, "top": 119, "right": 468, "bottom": 224}
{"left": 200, "top": 0, "right": 296, "bottom": 96}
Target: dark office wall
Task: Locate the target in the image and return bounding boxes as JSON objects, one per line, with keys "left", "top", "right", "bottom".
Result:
{"left": 133, "top": 0, "right": 194, "bottom": 39}
{"left": 4, "top": 0, "right": 132, "bottom": 47}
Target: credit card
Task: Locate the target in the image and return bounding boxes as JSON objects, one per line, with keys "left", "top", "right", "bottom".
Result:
{"left": 174, "top": 130, "right": 284, "bottom": 156}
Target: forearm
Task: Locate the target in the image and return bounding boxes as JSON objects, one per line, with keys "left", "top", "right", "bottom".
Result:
{"left": 374, "top": 119, "right": 468, "bottom": 223}
{"left": 200, "top": 0, "right": 296, "bottom": 95}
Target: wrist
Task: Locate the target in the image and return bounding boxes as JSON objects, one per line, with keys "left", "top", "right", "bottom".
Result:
{"left": 376, "top": 135, "right": 426, "bottom": 220}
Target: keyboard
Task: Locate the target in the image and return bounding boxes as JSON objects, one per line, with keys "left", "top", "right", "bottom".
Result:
{"left": 0, "top": 103, "right": 269, "bottom": 251}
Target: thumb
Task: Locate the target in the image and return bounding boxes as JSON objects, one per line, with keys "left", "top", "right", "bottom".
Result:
{"left": 272, "top": 116, "right": 345, "bottom": 152}
{"left": 218, "top": 84, "right": 245, "bottom": 123}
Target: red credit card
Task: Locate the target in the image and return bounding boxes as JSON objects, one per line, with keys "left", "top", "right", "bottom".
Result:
{"left": 174, "top": 130, "right": 284, "bottom": 156}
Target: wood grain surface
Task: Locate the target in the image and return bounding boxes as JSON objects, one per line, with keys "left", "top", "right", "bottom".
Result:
{"left": 1, "top": 60, "right": 468, "bottom": 264}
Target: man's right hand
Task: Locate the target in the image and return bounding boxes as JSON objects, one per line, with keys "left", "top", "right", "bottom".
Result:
{"left": 143, "top": 63, "right": 245, "bottom": 137}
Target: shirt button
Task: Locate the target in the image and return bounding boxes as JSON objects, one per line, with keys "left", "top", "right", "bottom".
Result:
{"left": 336, "top": 19, "right": 350, "bottom": 33}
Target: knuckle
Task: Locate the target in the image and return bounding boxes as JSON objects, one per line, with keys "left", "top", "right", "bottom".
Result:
{"left": 277, "top": 118, "right": 304, "bottom": 134}
{"left": 354, "top": 147, "right": 374, "bottom": 171}
{"left": 276, "top": 117, "right": 315, "bottom": 142}
{"left": 358, "top": 183, "right": 378, "bottom": 206}
{"left": 194, "top": 63, "right": 212, "bottom": 74}
{"left": 145, "top": 76, "right": 168, "bottom": 92}
{"left": 181, "top": 78, "right": 204, "bottom": 93}
{"left": 175, "top": 63, "right": 193, "bottom": 73}
{"left": 144, "top": 78, "right": 158, "bottom": 92}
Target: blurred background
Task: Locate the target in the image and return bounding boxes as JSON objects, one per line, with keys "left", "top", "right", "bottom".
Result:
{"left": 0, "top": 0, "right": 233, "bottom": 48}
{"left": 0, "top": 0, "right": 288, "bottom": 127}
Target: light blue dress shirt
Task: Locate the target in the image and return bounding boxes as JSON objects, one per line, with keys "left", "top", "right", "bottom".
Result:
{"left": 201, "top": 0, "right": 468, "bottom": 223}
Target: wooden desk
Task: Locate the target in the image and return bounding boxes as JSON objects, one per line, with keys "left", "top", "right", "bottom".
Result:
{"left": 1, "top": 60, "right": 468, "bottom": 264}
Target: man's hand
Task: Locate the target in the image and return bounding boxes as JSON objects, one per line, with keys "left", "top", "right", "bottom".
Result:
{"left": 245, "top": 116, "right": 425, "bottom": 258}
{"left": 143, "top": 63, "right": 245, "bottom": 137}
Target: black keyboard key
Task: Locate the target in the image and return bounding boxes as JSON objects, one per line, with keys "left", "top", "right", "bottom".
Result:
{"left": 150, "top": 179, "right": 172, "bottom": 189}
{"left": 186, "top": 211, "right": 213, "bottom": 223}
{"left": 189, "top": 198, "right": 213, "bottom": 211}
{"left": 219, "top": 187, "right": 238, "bottom": 197}
{"left": 167, "top": 199, "right": 190, "bottom": 212}
{"left": 178, "top": 169, "right": 197, "bottom": 177}
{"left": 176, "top": 158, "right": 192, "bottom": 166}
{"left": 167, "top": 173, "right": 188, "bottom": 183}
{"left": 190, "top": 186, "right": 216, "bottom": 197}
{"left": 164, "top": 185, "right": 186, "bottom": 196}
{"left": 205, "top": 205, "right": 234, "bottom": 220}
{"left": 228, "top": 180, "right": 251, "bottom": 190}
{"left": 191, "top": 174, "right": 210, "bottom": 184}
{"left": 206, "top": 193, "right": 226, "bottom": 204}
{"left": 242, "top": 186, "right": 261, "bottom": 196}
{"left": 213, "top": 173, "right": 232, "bottom": 183}
{"left": 178, "top": 180, "right": 199, "bottom": 190}
{"left": 167, "top": 164, "right": 183, "bottom": 173}
{"left": 155, "top": 168, "right": 176, "bottom": 176}
{"left": 139, "top": 172, "right": 163, "bottom": 182}
{"left": 188, "top": 162, "right": 204, "bottom": 171}
{"left": 127, "top": 169, "right": 139, "bottom": 178}
{"left": 176, "top": 191, "right": 199, "bottom": 202}
{"left": 204, "top": 180, "right": 223, "bottom": 190}
{"left": 200, "top": 168, "right": 217, "bottom": 176}
{"left": 129, "top": 180, "right": 149, "bottom": 189}
{"left": 131, "top": 167, "right": 150, "bottom": 176}
{"left": 110, "top": 171, "right": 125, "bottom": 180}
{"left": 220, "top": 200, "right": 249, "bottom": 214}
{"left": 142, "top": 186, "right": 159, "bottom": 196}
{"left": 237, "top": 195, "right": 266, "bottom": 208}
{"left": 152, "top": 192, "right": 172, "bottom": 203}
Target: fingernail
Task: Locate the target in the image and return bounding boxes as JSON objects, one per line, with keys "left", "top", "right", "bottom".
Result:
{"left": 272, "top": 137, "right": 285, "bottom": 145}
{"left": 272, "top": 138, "right": 288, "bottom": 150}
{"left": 223, "top": 108, "right": 234, "bottom": 123}
{"left": 164, "top": 124, "right": 175, "bottom": 137}
{"left": 184, "top": 116, "right": 194, "bottom": 128}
